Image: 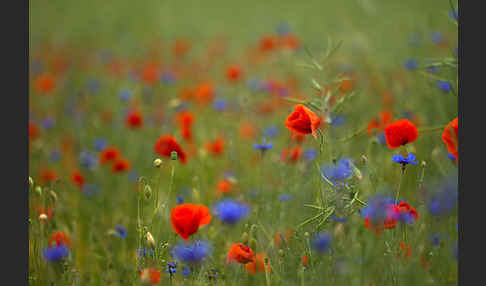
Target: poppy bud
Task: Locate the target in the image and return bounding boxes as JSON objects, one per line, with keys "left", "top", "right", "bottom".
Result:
{"left": 278, "top": 249, "right": 285, "bottom": 257}
{"left": 171, "top": 151, "right": 178, "bottom": 161}
{"left": 50, "top": 190, "right": 58, "bottom": 202}
{"left": 249, "top": 238, "right": 258, "bottom": 252}
{"left": 146, "top": 232, "right": 156, "bottom": 248}
{"left": 144, "top": 185, "right": 152, "bottom": 200}
{"left": 421, "top": 161, "right": 426, "bottom": 167}
{"left": 39, "top": 213, "right": 48, "bottom": 221}
{"left": 29, "top": 176, "right": 34, "bottom": 187}
{"left": 241, "top": 232, "right": 249, "bottom": 245}
{"left": 361, "top": 155, "right": 368, "bottom": 165}
{"left": 35, "top": 186, "right": 42, "bottom": 195}
{"left": 304, "top": 232, "right": 309, "bottom": 237}
{"left": 153, "top": 158, "right": 162, "bottom": 168}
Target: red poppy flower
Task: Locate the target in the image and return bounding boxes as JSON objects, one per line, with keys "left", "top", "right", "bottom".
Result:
{"left": 398, "top": 241, "right": 412, "bottom": 260}
{"left": 170, "top": 204, "right": 211, "bottom": 241}
{"left": 49, "top": 231, "right": 71, "bottom": 248}
{"left": 442, "top": 117, "right": 458, "bottom": 162}
{"left": 280, "top": 34, "right": 300, "bottom": 51}
{"left": 301, "top": 255, "right": 308, "bottom": 266}
{"left": 226, "top": 65, "right": 243, "bottom": 82}
{"left": 139, "top": 268, "right": 161, "bottom": 285}
{"left": 176, "top": 111, "right": 194, "bottom": 142}
{"left": 367, "top": 110, "right": 393, "bottom": 135}
{"left": 395, "top": 201, "right": 419, "bottom": 222}
{"left": 40, "top": 168, "right": 58, "bottom": 185}
{"left": 226, "top": 243, "right": 255, "bottom": 264}
{"left": 71, "top": 171, "right": 84, "bottom": 188}
{"left": 239, "top": 122, "right": 257, "bottom": 140}
{"left": 29, "top": 123, "right": 39, "bottom": 141}
{"left": 364, "top": 204, "right": 398, "bottom": 236}
{"left": 217, "top": 179, "right": 233, "bottom": 195}
{"left": 172, "top": 39, "right": 190, "bottom": 58}
{"left": 112, "top": 158, "right": 131, "bottom": 173}
{"left": 154, "top": 136, "right": 187, "bottom": 164}
{"left": 125, "top": 110, "right": 143, "bottom": 129}
{"left": 245, "top": 253, "right": 271, "bottom": 274}
{"left": 141, "top": 64, "right": 160, "bottom": 85}
{"left": 35, "top": 73, "right": 56, "bottom": 93}
{"left": 259, "top": 35, "right": 278, "bottom": 53}
{"left": 195, "top": 82, "right": 214, "bottom": 104}
{"left": 99, "top": 147, "right": 120, "bottom": 165}
{"left": 281, "top": 146, "right": 302, "bottom": 163}
{"left": 205, "top": 137, "right": 225, "bottom": 156}
{"left": 384, "top": 119, "right": 418, "bottom": 149}
{"left": 285, "top": 104, "right": 321, "bottom": 139}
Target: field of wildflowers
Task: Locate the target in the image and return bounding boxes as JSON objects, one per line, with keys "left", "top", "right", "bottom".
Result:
{"left": 29, "top": 0, "right": 458, "bottom": 285}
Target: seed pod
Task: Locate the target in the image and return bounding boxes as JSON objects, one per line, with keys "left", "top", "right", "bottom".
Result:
{"left": 144, "top": 185, "right": 152, "bottom": 200}
{"left": 278, "top": 249, "right": 285, "bottom": 257}
{"left": 153, "top": 158, "right": 163, "bottom": 168}
{"left": 35, "top": 186, "right": 42, "bottom": 196}
{"left": 49, "top": 190, "right": 58, "bottom": 202}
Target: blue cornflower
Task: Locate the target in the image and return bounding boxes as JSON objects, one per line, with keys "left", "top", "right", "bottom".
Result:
{"left": 171, "top": 241, "right": 212, "bottom": 264}
{"left": 312, "top": 232, "right": 332, "bottom": 253}
{"left": 82, "top": 184, "right": 100, "bottom": 196}
{"left": 213, "top": 98, "right": 227, "bottom": 111}
{"left": 213, "top": 200, "right": 249, "bottom": 225}
{"left": 93, "top": 138, "right": 108, "bottom": 151}
{"left": 129, "top": 171, "right": 139, "bottom": 183}
{"left": 377, "top": 132, "right": 387, "bottom": 145}
{"left": 263, "top": 126, "right": 279, "bottom": 138}
{"left": 166, "top": 262, "right": 178, "bottom": 275}
{"left": 115, "top": 225, "right": 127, "bottom": 239}
{"left": 404, "top": 58, "right": 418, "bottom": 70}
{"left": 449, "top": 9, "right": 458, "bottom": 21}
{"left": 430, "top": 233, "right": 440, "bottom": 246}
{"left": 43, "top": 245, "right": 69, "bottom": 262}
{"left": 161, "top": 71, "right": 177, "bottom": 84}
{"left": 392, "top": 153, "right": 419, "bottom": 168}
{"left": 359, "top": 195, "right": 395, "bottom": 222}
{"left": 247, "top": 78, "right": 263, "bottom": 92}
{"left": 427, "top": 177, "right": 458, "bottom": 216}
{"left": 176, "top": 196, "right": 184, "bottom": 204}
{"left": 431, "top": 31, "right": 444, "bottom": 44}
{"left": 49, "top": 150, "right": 62, "bottom": 162}
{"left": 437, "top": 80, "right": 452, "bottom": 93}
{"left": 254, "top": 138, "right": 273, "bottom": 153}
{"left": 137, "top": 248, "right": 154, "bottom": 259}
{"left": 304, "top": 149, "right": 317, "bottom": 161}
{"left": 321, "top": 158, "right": 354, "bottom": 186}
{"left": 181, "top": 267, "right": 191, "bottom": 276}
{"left": 41, "top": 117, "right": 55, "bottom": 130}
{"left": 427, "top": 66, "right": 439, "bottom": 73}
{"left": 79, "top": 151, "right": 98, "bottom": 170}
{"left": 329, "top": 214, "right": 346, "bottom": 222}
{"left": 330, "top": 114, "right": 346, "bottom": 126}
{"left": 278, "top": 194, "right": 292, "bottom": 202}
{"left": 447, "top": 152, "right": 456, "bottom": 161}
{"left": 119, "top": 88, "right": 132, "bottom": 102}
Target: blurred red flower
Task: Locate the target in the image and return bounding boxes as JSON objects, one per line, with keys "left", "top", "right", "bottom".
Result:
{"left": 154, "top": 135, "right": 187, "bottom": 164}
{"left": 442, "top": 117, "right": 458, "bottom": 162}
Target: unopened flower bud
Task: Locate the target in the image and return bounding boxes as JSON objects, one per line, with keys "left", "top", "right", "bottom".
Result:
{"left": 39, "top": 214, "right": 48, "bottom": 221}
{"left": 421, "top": 161, "right": 426, "bottom": 167}
{"left": 144, "top": 185, "right": 152, "bottom": 200}
{"left": 29, "top": 176, "right": 33, "bottom": 187}
{"left": 146, "top": 232, "right": 156, "bottom": 248}
{"left": 334, "top": 223, "right": 344, "bottom": 237}
{"left": 153, "top": 158, "right": 163, "bottom": 168}
{"left": 249, "top": 238, "right": 257, "bottom": 252}
{"left": 49, "top": 190, "right": 57, "bottom": 202}
{"left": 304, "top": 232, "right": 310, "bottom": 237}
{"left": 278, "top": 249, "right": 285, "bottom": 257}
{"left": 361, "top": 155, "right": 368, "bottom": 165}
{"left": 170, "top": 151, "right": 178, "bottom": 161}
{"left": 35, "top": 186, "right": 42, "bottom": 195}
{"left": 241, "top": 232, "right": 249, "bottom": 245}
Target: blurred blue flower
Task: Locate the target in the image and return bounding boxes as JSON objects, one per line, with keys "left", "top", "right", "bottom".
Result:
{"left": 166, "top": 262, "right": 178, "bottom": 274}
{"left": 321, "top": 158, "right": 354, "bottom": 186}
{"left": 137, "top": 248, "right": 154, "bottom": 259}
{"left": 329, "top": 214, "right": 346, "bottom": 222}
{"left": 430, "top": 233, "right": 440, "bottom": 246}
{"left": 312, "top": 232, "right": 332, "bottom": 253}
{"left": 79, "top": 151, "right": 97, "bottom": 170}
{"left": 161, "top": 71, "right": 177, "bottom": 84}
{"left": 359, "top": 195, "right": 395, "bottom": 223}
{"left": 304, "top": 149, "right": 317, "bottom": 161}
{"left": 86, "top": 79, "right": 101, "bottom": 94}
{"left": 177, "top": 196, "right": 184, "bottom": 204}
{"left": 115, "top": 225, "right": 127, "bottom": 239}
{"left": 377, "top": 132, "right": 387, "bottom": 145}
{"left": 430, "top": 31, "right": 444, "bottom": 44}
{"left": 43, "top": 245, "right": 69, "bottom": 262}
{"left": 276, "top": 22, "right": 291, "bottom": 36}
{"left": 213, "top": 98, "right": 228, "bottom": 111}
{"left": 437, "top": 80, "right": 452, "bottom": 93}
{"left": 427, "top": 176, "right": 458, "bottom": 217}
{"left": 447, "top": 152, "right": 456, "bottom": 161}
{"left": 427, "top": 65, "right": 438, "bottom": 73}
{"left": 171, "top": 240, "right": 212, "bottom": 264}
{"left": 213, "top": 199, "right": 249, "bottom": 225}
{"left": 181, "top": 267, "right": 191, "bottom": 276}
{"left": 254, "top": 138, "right": 273, "bottom": 153}
{"left": 330, "top": 114, "right": 346, "bottom": 126}
{"left": 119, "top": 88, "right": 132, "bottom": 101}
{"left": 263, "top": 126, "right": 279, "bottom": 138}
{"left": 49, "top": 150, "right": 62, "bottom": 162}
{"left": 93, "top": 138, "right": 108, "bottom": 151}
{"left": 449, "top": 9, "right": 458, "bottom": 21}
{"left": 82, "top": 184, "right": 100, "bottom": 196}
{"left": 41, "top": 117, "right": 55, "bottom": 130}
{"left": 404, "top": 58, "right": 418, "bottom": 70}
{"left": 392, "top": 153, "right": 418, "bottom": 167}
{"left": 129, "top": 171, "right": 139, "bottom": 183}
{"left": 279, "top": 194, "right": 292, "bottom": 202}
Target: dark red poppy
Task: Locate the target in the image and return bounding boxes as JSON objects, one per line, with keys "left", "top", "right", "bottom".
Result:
{"left": 226, "top": 65, "right": 243, "bottom": 82}
{"left": 111, "top": 158, "right": 131, "bottom": 173}
{"left": 384, "top": 119, "right": 418, "bottom": 149}
{"left": 99, "top": 147, "right": 120, "bottom": 165}
{"left": 285, "top": 104, "right": 321, "bottom": 139}
{"left": 280, "top": 34, "right": 300, "bottom": 51}
{"left": 170, "top": 204, "right": 211, "bottom": 241}
{"left": 71, "top": 171, "right": 84, "bottom": 188}
{"left": 395, "top": 201, "right": 419, "bottom": 222}
{"left": 227, "top": 243, "right": 255, "bottom": 264}
{"left": 442, "top": 117, "right": 458, "bottom": 162}
{"left": 125, "top": 110, "right": 143, "bottom": 129}
{"left": 35, "top": 73, "right": 56, "bottom": 93}
{"left": 154, "top": 136, "right": 187, "bottom": 164}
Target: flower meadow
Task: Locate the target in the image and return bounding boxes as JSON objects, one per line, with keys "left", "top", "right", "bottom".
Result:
{"left": 29, "top": 0, "right": 458, "bottom": 285}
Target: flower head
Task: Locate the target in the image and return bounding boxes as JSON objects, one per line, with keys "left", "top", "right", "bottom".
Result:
{"left": 285, "top": 104, "right": 321, "bottom": 139}
{"left": 116, "top": 225, "right": 127, "bottom": 239}
{"left": 404, "top": 58, "right": 418, "bottom": 70}
{"left": 442, "top": 117, "right": 458, "bottom": 162}
{"left": 166, "top": 262, "right": 178, "bottom": 275}
{"left": 227, "top": 243, "right": 255, "bottom": 264}
{"left": 213, "top": 199, "right": 250, "bottom": 225}
{"left": 437, "top": 81, "right": 452, "bottom": 93}
{"left": 170, "top": 204, "right": 211, "bottom": 241}
{"left": 125, "top": 109, "right": 143, "bottom": 129}
{"left": 154, "top": 136, "right": 187, "bottom": 164}
{"left": 321, "top": 158, "right": 354, "bottom": 186}
{"left": 312, "top": 232, "right": 332, "bottom": 253}
{"left": 384, "top": 119, "right": 418, "bottom": 149}
{"left": 139, "top": 268, "right": 161, "bottom": 285}
{"left": 171, "top": 240, "right": 212, "bottom": 264}
{"left": 43, "top": 244, "right": 69, "bottom": 262}
{"left": 392, "top": 153, "right": 419, "bottom": 167}
{"left": 253, "top": 138, "right": 273, "bottom": 153}
{"left": 245, "top": 253, "right": 271, "bottom": 274}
